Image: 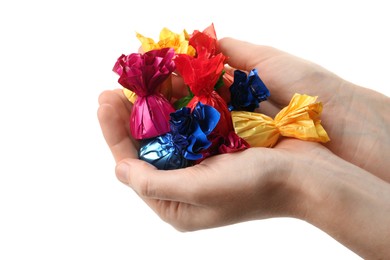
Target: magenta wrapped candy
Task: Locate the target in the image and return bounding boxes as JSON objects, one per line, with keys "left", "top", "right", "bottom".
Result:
{"left": 113, "top": 48, "right": 176, "bottom": 139}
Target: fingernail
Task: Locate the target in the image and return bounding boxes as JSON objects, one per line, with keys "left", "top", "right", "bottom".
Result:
{"left": 116, "top": 162, "right": 129, "bottom": 184}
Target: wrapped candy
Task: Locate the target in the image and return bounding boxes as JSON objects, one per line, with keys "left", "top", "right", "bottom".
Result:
{"left": 122, "top": 66, "right": 174, "bottom": 104}
{"left": 125, "top": 27, "right": 197, "bottom": 105}
{"left": 136, "top": 27, "right": 196, "bottom": 56}
{"left": 192, "top": 130, "right": 250, "bottom": 163}
{"left": 139, "top": 102, "right": 220, "bottom": 170}
{"left": 175, "top": 52, "right": 233, "bottom": 139}
{"left": 228, "top": 69, "right": 270, "bottom": 111}
{"left": 123, "top": 88, "right": 137, "bottom": 104}
{"left": 111, "top": 25, "right": 332, "bottom": 171}
{"left": 218, "top": 131, "right": 250, "bottom": 154}
{"left": 232, "top": 93, "right": 330, "bottom": 147}
{"left": 189, "top": 23, "right": 219, "bottom": 58}
{"left": 113, "top": 48, "right": 176, "bottom": 139}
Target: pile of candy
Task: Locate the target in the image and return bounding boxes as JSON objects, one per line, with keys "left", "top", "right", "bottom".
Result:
{"left": 113, "top": 24, "right": 330, "bottom": 170}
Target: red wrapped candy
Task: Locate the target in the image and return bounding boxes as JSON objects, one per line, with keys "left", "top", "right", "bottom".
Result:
{"left": 189, "top": 23, "right": 220, "bottom": 58}
{"left": 175, "top": 52, "right": 234, "bottom": 155}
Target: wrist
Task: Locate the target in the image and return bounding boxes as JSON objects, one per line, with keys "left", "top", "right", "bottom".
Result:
{"left": 254, "top": 148, "right": 310, "bottom": 219}
{"left": 293, "top": 151, "right": 390, "bottom": 259}
{"left": 270, "top": 143, "right": 356, "bottom": 220}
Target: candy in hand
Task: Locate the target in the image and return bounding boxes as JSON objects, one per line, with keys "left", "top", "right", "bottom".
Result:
{"left": 113, "top": 48, "right": 176, "bottom": 139}
{"left": 228, "top": 69, "right": 270, "bottom": 112}
{"left": 139, "top": 102, "right": 220, "bottom": 170}
{"left": 175, "top": 52, "right": 232, "bottom": 138}
{"left": 232, "top": 93, "right": 330, "bottom": 147}
{"left": 136, "top": 27, "right": 196, "bottom": 56}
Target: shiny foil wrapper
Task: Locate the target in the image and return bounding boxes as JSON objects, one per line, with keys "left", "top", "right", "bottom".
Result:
{"left": 232, "top": 93, "right": 330, "bottom": 147}
{"left": 139, "top": 134, "right": 191, "bottom": 170}
{"left": 228, "top": 69, "right": 270, "bottom": 112}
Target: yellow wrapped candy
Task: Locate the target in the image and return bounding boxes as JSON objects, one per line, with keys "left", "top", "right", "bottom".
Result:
{"left": 123, "top": 88, "right": 137, "bottom": 104}
{"left": 123, "top": 28, "right": 194, "bottom": 104}
{"left": 136, "top": 28, "right": 196, "bottom": 56}
{"left": 232, "top": 93, "right": 330, "bottom": 147}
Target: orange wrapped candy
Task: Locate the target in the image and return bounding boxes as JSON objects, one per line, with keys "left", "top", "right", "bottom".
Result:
{"left": 232, "top": 93, "right": 330, "bottom": 147}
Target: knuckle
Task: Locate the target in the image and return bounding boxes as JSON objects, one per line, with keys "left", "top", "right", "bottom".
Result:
{"left": 130, "top": 160, "right": 158, "bottom": 198}
{"left": 155, "top": 201, "right": 195, "bottom": 232}
{"left": 136, "top": 174, "right": 152, "bottom": 197}
{"left": 98, "top": 90, "right": 113, "bottom": 105}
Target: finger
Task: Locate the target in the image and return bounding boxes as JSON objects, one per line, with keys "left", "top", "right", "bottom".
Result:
{"left": 219, "top": 37, "right": 284, "bottom": 73}
{"left": 219, "top": 37, "right": 297, "bottom": 106}
{"left": 99, "top": 90, "right": 132, "bottom": 122}
{"left": 115, "top": 159, "right": 223, "bottom": 231}
{"left": 98, "top": 89, "right": 140, "bottom": 149}
{"left": 113, "top": 89, "right": 133, "bottom": 112}
{"left": 141, "top": 198, "right": 220, "bottom": 231}
{"left": 255, "top": 100, "right": 282, "bottom": 118}
{"left": 115, "top": 158, "right": 205, "bottom": 205}
{"left": 97, "top": 104, "right": 138, "bottom": 162}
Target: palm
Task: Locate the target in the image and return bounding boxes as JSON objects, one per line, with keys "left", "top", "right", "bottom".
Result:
{"left": 219, "top": 38, "right": 390, "bottom": 180}
{"left": 98, "top": 89, "right": 332, "bottom": 230}
{"left": 262, "top": 52, "right": 388, "bottom": 180}
{"left": 149, "top": 139, "right": 325, "bottom": 231}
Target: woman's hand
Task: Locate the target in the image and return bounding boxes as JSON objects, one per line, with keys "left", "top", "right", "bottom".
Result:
{"left": 97, "top": 88, "right": 300, "bottom": 230}
{"left": 97, "top": 38, "right": 390, "bottom": 258}
{"left": 97, "top": 87, "right": 315, "bottom": 229}
{"left": 219, "top": 37, "right": 390, "bottom": 182}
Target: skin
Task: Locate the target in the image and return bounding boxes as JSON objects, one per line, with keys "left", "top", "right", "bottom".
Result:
{"left": 97, "top": 37, "right": 390, "bottom": 259}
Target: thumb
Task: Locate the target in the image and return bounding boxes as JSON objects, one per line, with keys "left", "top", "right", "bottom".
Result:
{"left": 219, "top": 37, "right": 284, "bottom": 72}
{"left": 115, "top": 158, "right": 200, "bottom": 203}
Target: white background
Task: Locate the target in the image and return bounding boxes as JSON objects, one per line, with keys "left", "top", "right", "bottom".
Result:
{"left": 1, "top": 0, "right": 389, "bottom": 259}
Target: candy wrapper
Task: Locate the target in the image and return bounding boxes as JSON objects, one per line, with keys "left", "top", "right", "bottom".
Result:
{"left": 123, "top": 88, "right": 137, "bottom": 104}
{"left": 139, "top": 102, "right": 220, "bottom": 170}
{"left": 175, "top": 53, "right": 233, "bottom": 138}
{"left": 228, "top": 69, "right": 270, "bottom": 111}
{"left": 232, "top": 93, "right": 330, "bottom": 147}
{"left": 218, "top": 131, "right": 250, "bottom": 154}
{"left": 111, "top": 24, "right": 331, "bottom": 170}
{"left": 113, "top": 48, "right": 176, "bottom": 139}
{"left": 137, "top": 27, "right": 196, "bottom": 56}
{"left": 124, "top": 27, "right": 199, "bottom": 104}
{"left": 189, "top": 23, "right": 219, "bottom": 58}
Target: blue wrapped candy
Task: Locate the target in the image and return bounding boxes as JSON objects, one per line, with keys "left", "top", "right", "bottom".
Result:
{"left": 228, "top": 69, "right": 270, "bottom": 112}
{"left": 139, "top": 134, "right": 190, "bottom": 170}
{"left": 139, "top": 102, "right": 220, "bottom": 170}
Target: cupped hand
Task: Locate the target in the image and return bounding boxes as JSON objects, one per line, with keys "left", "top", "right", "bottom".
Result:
{"left": 218, "top": 37, "right": 390, "bottom": 181}
{"left": 97, "top": 38, "right": 390, "bottom": 258}
{"left": 97, "top": 88, "right": 344, "bottom": 231}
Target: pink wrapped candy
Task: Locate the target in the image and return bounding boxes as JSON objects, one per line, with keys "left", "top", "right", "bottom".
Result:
{"left": 113, "top": 48, "right": 176, "bottom": 139}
